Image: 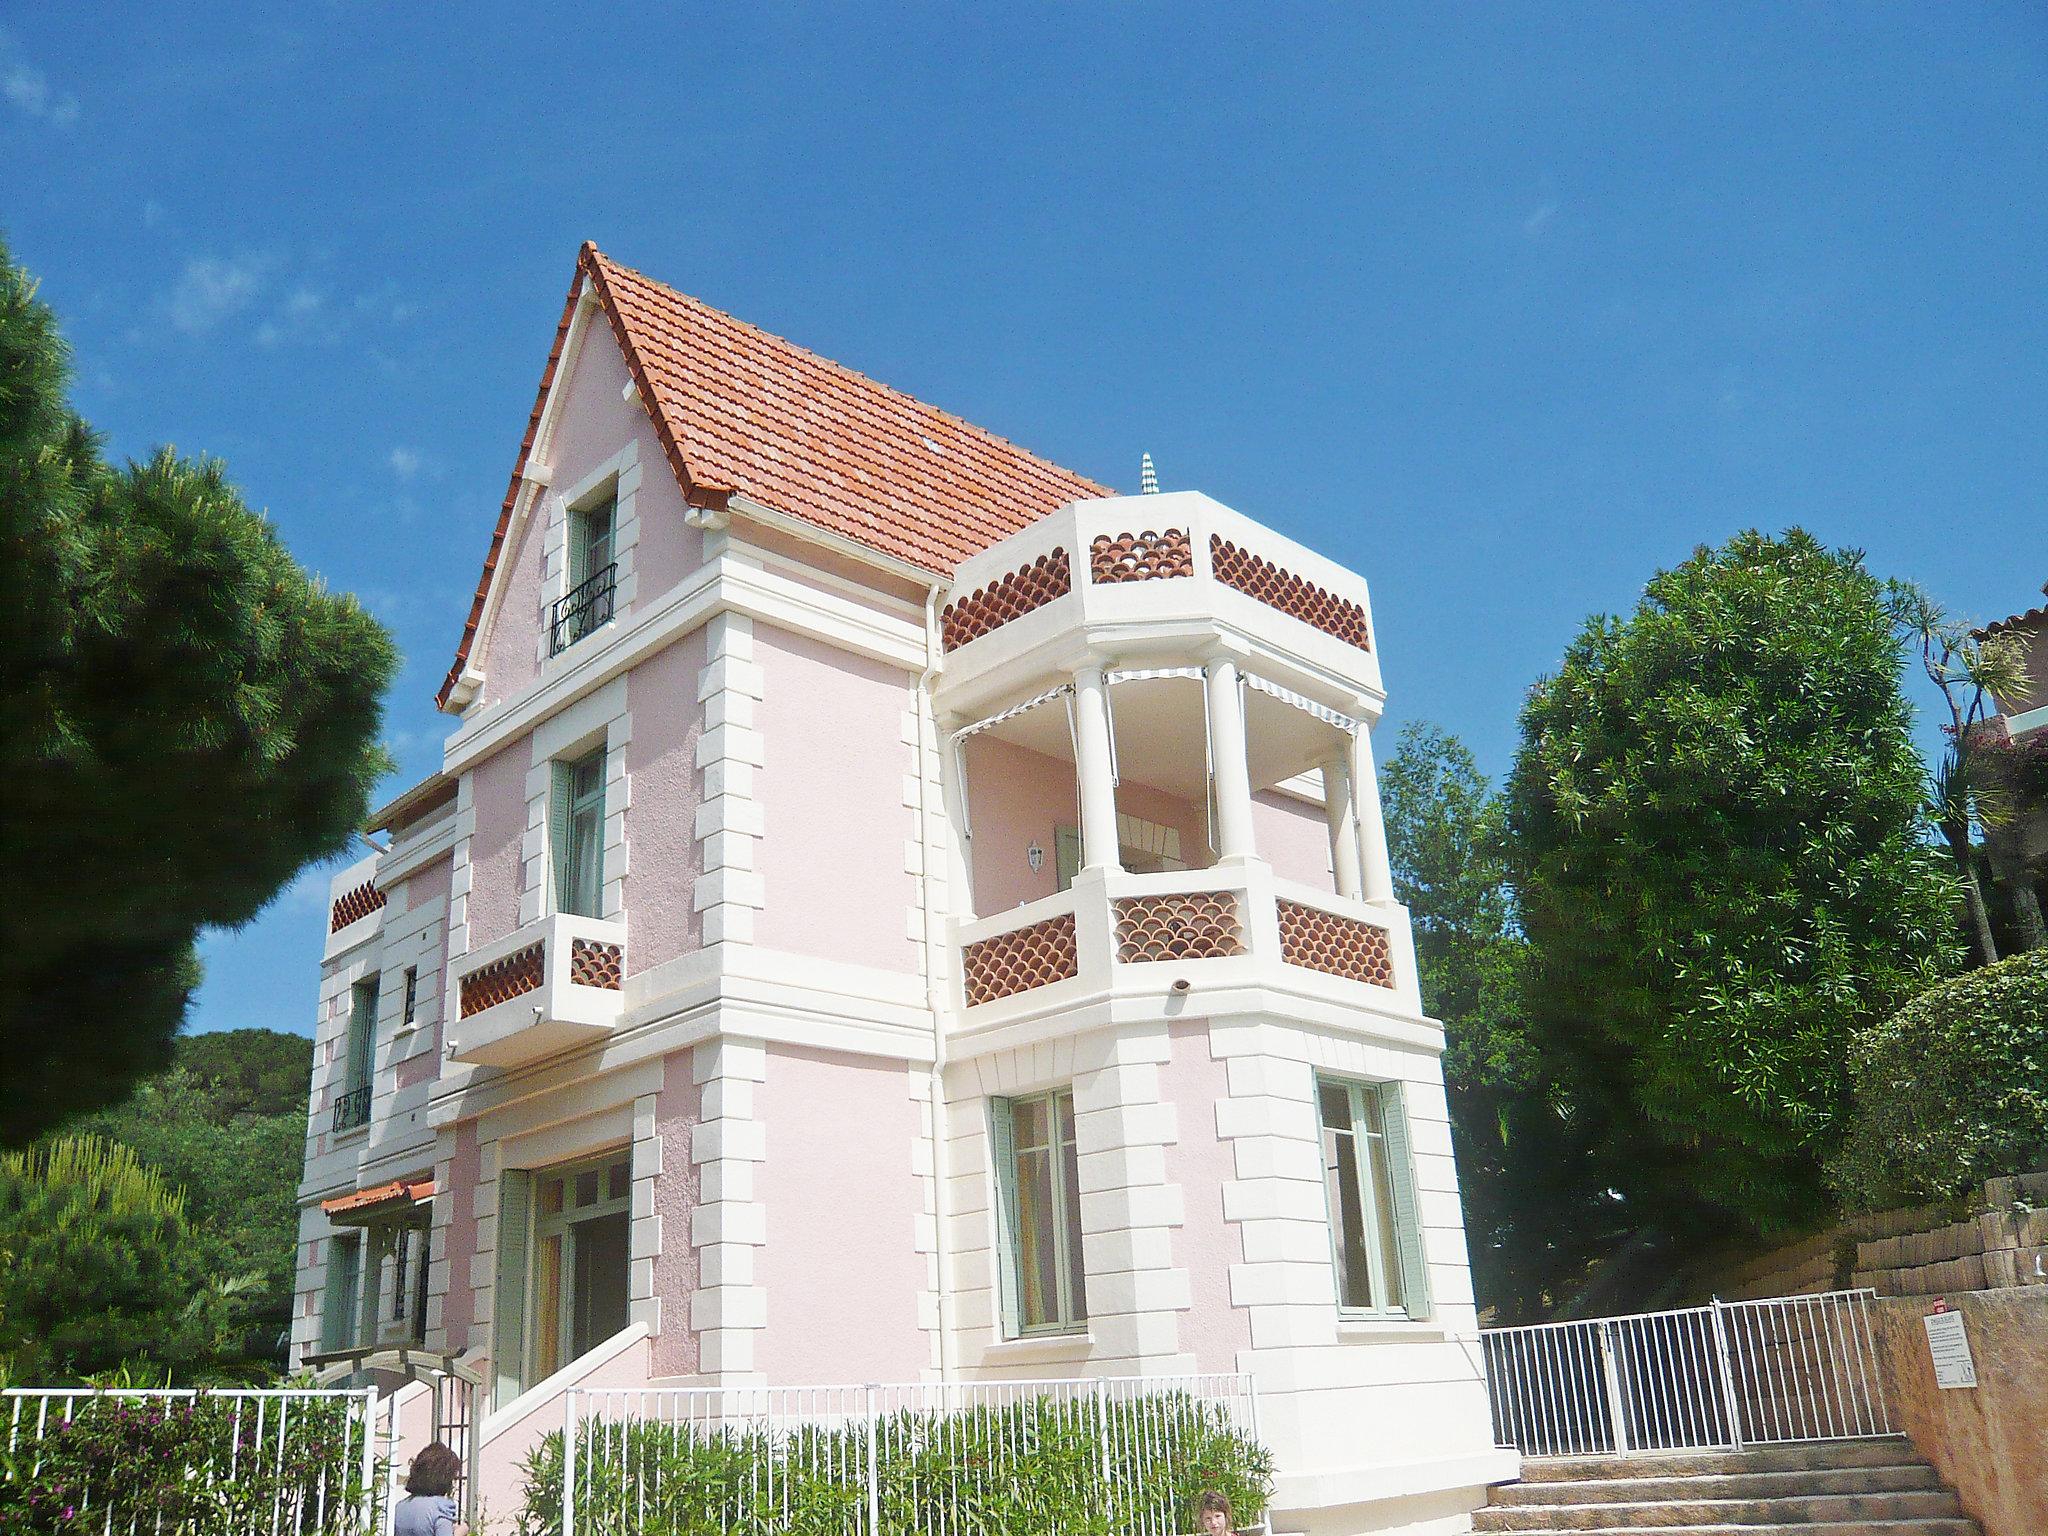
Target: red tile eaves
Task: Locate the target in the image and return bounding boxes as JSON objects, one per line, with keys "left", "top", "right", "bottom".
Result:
{"left": 436, "top": 243, "right": 1110, "bottom": 709}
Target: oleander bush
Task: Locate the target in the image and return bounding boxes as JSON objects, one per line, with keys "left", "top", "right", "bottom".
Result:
{"left": 516, "top": 1390, "right": 1274, "bottom": 1536}
{"left": 0, "top": 1391, "right": 378, "bottom": 1534}
{"left": 1831, "top": 948, "right": 2048, "bottom": 1208}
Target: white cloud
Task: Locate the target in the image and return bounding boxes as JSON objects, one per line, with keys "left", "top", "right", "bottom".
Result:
{"left": 166, "top": 254, "right": 272, "bottom": 336}
{"left": 388, "top": 446, "right": 421, "bottom": 480}
{"left": 2, "top": 58, "right": 79, "bottom": 127}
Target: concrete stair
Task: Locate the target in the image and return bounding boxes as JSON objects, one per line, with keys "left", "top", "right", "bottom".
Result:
{"left": 1476, "top": 1439, "right": 1979, "bottom": 1535}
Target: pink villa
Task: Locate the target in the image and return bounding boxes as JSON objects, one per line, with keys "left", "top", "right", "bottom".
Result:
{"left": 295, "top": 244, "right": 1511, "bottom": 1532}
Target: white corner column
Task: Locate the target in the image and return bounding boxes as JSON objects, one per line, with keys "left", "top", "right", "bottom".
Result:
{"left": 1204, "top": 657, "right": 1257, "bottom": 861}
{"left": 1072, "top": 665, "right": 1124, "bottom": 874}
{"left": 1349, "top": 720, "right": 1395, "bottom": 903}
{"left": 1322, "top": 749, "right": 1365, "bottom": 900}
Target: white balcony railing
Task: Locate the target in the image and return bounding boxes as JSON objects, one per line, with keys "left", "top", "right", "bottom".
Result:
{"left": 955, "top": 864, "right": 1408, "bottom": 1018}
{"left": 447, "top": 912, "right": 628, "bottom": 1069}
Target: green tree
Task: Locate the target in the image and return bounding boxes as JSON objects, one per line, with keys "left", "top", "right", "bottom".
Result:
{"left": 0, "top": 1136, "right": 227, "bottom": 1380}
{"left": 74, "top": 1029, "right": 313, "bottom": 1368}
{"left": 1381, "top": 723, "right": 1623, "bottom": 1319}
{"left": 1504, "top": 530, "right": 1958, "bottom": 1242}
{"left": 0, "top": 237, "right": 394, "bottom": 1146}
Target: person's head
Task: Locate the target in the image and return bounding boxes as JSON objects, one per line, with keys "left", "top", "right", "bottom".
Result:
{"left": 406, "top": 1442, "right": 462, "bottom": 1498}
{"left": 1198, "top": 1489, "right": 1233, "bottom": 1534}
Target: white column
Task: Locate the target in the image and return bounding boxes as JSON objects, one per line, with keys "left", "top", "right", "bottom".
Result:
{"left": 1072, "top": 666, "right": 1123, "bottom": 873}
{"left": 1322, "top": 750, "right": 1364, "bottom": 900}
{"left": 1350, "top": 722, "right": 1395, "bottom": 902}
{"left": 1205, "top": 658, "right": 1256, "bottom": 860}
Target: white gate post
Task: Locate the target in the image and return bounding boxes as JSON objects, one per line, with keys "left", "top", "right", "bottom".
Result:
{"left": 864, "top": 1385, "right": 882, "bottom": 1536}
{"left": 1597, "top": 1322, "right": 1630, "bottom": 1455}
{"left": 562, "top": 1388, "right": 579, "bottom": 1536}
{"left": 1094, "top": 1378, "right": 1112, "bottom": 1489}
{"left": 359, "top": 1388, "right": 379, "bottom": 1534}
{"left": 1709, "top": 1298, "right": 1745, "bottom": 1450}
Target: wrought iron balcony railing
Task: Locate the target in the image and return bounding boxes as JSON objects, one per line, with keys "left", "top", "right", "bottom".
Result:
{"left": 332, "top": 1082, "right": 372, "bottom": 1133}
{"left": 549, "top": 561, "right": 618, "bottom": 656}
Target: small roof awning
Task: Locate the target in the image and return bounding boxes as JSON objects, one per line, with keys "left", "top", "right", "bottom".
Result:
{"left": 321, "top": 1177, "right": 436, "bottom": 1225}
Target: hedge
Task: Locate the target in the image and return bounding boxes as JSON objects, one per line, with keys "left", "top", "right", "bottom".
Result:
{"left": 1832, "top": 948, "right": 2048, "bottom": 1208}
{"left": 515, "top": 1390, "right": 1274, "bottom": 1536}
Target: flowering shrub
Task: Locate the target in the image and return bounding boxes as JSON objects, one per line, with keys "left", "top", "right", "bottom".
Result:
{"left": 0, "top": 1391, "right": 378, "bottom": 1534}
{"left": 516, "top": 1390, "right": 1274, "bottom": 1536}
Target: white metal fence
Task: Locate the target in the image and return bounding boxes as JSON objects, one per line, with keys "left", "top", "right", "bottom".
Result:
{"left": 1, "top": 1387, "right": 382, "bottom": 1533}
{"left": 557, "top": 1373, "right": 1267, "bottom": 1536}
{"left": 1481, "top": 1289, "right": 1896, "bottom": 1458}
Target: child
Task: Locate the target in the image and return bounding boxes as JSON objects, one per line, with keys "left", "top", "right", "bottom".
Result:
{"left": 1198, "top": 1489, "right": 1235, "bottom": 1535}
{"left": 393, "top": 1442, "right": 467, "bottom": 1536}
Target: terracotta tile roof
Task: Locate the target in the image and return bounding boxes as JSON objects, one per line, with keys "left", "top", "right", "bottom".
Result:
{"left": 1977, "top": 594, "right": 2048, "bottom": 640}
{"left": 320, "top": 1177, "right": 435, "bottom": 1220}
{"left": 438, "top": 244, "right": 1110, "bottom": 707}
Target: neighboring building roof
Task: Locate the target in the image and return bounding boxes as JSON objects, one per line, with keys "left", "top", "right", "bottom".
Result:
{"left": 1977, "top": 593, "right": 2048, "bottom": 640}
{"left": 367, "top": 772, "right": 457, "bottom": 837}
{"left": 438, "top": 243, "right": 1112, "bottom": 708}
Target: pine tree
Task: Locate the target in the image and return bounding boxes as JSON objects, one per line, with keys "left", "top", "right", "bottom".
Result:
{"left": 0, "top": 237, "right": 395, "bottom": 1145}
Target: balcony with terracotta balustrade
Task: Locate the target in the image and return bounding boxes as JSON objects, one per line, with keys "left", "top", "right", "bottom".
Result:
{"left": 444, "top": 911, "right": 628, "bottom": 1068}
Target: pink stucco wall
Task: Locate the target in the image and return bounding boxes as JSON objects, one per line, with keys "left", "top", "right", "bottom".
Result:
{"left": 1163, "top": 1019, "right": 1253, "bottom": 1373}
{"left": 476, "top": 507, "right": 543, "bottom": 710}
{"left": 439, "top": 1119, "right": 481, "bottom": 1352}
{"left": 1252, "top": 789, "right": 1336, "bottom": 893}
{"left": 465, "top": 744, "right": 527, "bottom": 950}
{"left": 625, "top": 632, "right": 706, "bottom": 974}
{"left": 548, "top": 321, "right": 702, "bottom": 603}
{"left": 753, "top": 625, "right": 920, "bottom": 972}
{"left": 754, "top": 1044, "right": 927, "bottom": 1383}
{"left": 650, "top": 1048, "right": 701, "bottom": 1378}
{"left": 962, "top": 735, "right": 1211, "bottom": 916}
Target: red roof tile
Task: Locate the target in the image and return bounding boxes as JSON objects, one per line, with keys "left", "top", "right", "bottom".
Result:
{"left": 438, "top": 244, "right": 1110, "bottom": 707}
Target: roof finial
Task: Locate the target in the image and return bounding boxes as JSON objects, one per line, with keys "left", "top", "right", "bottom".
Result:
{"left": 1139, "top": 452, "right": 1159, "bottom": 495}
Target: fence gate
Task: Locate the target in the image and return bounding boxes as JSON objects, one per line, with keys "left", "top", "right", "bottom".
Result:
{"left": 1481, "top": 1289, "right": 1896, "bottom": 1458}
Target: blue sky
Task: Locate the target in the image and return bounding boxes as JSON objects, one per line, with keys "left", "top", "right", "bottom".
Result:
{"left": 4, "top": 5, "right": 2043, "bottom": 1038}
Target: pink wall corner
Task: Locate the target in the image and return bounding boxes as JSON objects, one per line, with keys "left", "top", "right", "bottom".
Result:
{"left": 650, "top": 1048, "right": 702, "bottom": 1379}
{"left": 754, "top": 1045, "right": 926, "bottom": 1384}
{"left": 753, "top": 625, "right": 920, "bottom": 972}
{"left": 624, "top": 631, "right": 706, "bottom": 974}
{"left": 476, "top": 507, "right": 543, "bottom": 710}
{"left": 548, "top": 319, "right": 702, "bottom": 605}
{"left": 1252, "top": 790, "right": 1336, "bottom": 893}
{"left": 1163, "top": 1019, "right": 1252, "bottom": 1374}
{"left": 439, "top": 1120, "right": 481, "bottom": 1352}
{"left": 465, "top": 743, "right": 528, "bottom": 950}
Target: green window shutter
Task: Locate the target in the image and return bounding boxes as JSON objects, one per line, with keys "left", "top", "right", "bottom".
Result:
{"left": 988, "top": 1098, "right": 1022, "bottom": 1338}
{"left": 1378, "top": 1082, "right": 1433, "bottom": 1320}
{"left": 549, "top": 760, "right": 574, "bottom": 915}
{"left": 1053, "top": 825, "right": 1081, "bottom": 893}
{"left": 322, "top": 1234, "right": 360, "bottom": 1353}
{"left": 493, "top": 1169, "right": 534, "bottom": 1408}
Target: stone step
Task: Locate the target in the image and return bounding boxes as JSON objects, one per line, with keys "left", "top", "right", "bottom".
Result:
{"left": 1475, "top": 1490, "right": 1963, "bottom": 1531}
{"left": 1494, "top": 1465, "right": 1945, "bottom": 1504}
{"left": 1519, "top": 1439, "right": 1920, "bottom": 1481}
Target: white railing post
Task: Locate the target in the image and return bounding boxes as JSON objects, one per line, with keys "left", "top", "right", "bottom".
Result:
{"left": 1708, "top": 1297, "right": 1745, "bottom": 1450}
{"left": 359, "top": 1387, "right": 379, "bottom": 1535}
{"left": 863, "top": 1384, "right": 882, "bottom": 1536}
{"left": 1094, "top": 1377, "right": 1112, "bottom": 1490}
{"left": 562, "top": 1388, "right": 579, "bottom": 1536}
{"left": 1597, "top": 1321, "right": 1630, "bottom": 1455}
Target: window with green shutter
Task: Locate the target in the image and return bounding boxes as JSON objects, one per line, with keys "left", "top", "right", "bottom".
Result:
{"left": 492, "top": 1170, "right": 534, "bottom": 1409}
{"left": 1316, "top": 1075, "right": 1431, "bottom": 1319}
{"left": 991, "top": 1089, "right": 1087, "bottom": 1335}
{"left": 550, "top": 748, "right": 607, "bottom": 918}
{"left": 321, "top": 1232, "right": 362, "bottom": 1353}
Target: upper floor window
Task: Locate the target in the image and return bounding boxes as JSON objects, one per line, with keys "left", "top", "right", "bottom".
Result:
{"left": 992, "top": 1088, "right": 1087, "bottom": 1335}
{"left": 1317, "top": 1075, "right": 1430, "bottom": 1318}
{"left": 551, "top": 494, "right": 618, "bottom": 655}
{"left": 334, "top": 975, "right": 377, "bottom": 1133}
{"left": 551, "top": 748, "right": 607, "bottom": 918}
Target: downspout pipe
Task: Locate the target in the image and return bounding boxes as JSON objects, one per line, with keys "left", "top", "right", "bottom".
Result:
{"left": 914, "top": 583, "right": 957, "bottom": 1381}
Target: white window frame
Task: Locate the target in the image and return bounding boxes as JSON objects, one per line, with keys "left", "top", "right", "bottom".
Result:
{"left": 990, "top": 1088, "right": 1088, "bottom": 1337}
{"left": 1316, "top": 1075, "right": 1431, "bottom": 1321}
{"left": 493, "top": 1150, "right": 631, "bottom": 1407}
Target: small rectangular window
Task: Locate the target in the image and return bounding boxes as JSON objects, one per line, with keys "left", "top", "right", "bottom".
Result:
{"left": 992, "top": 1088, "right": 1087, "bottom": 1334}
{"left": 401, "top": 966, "right": 418, "bottom": 1026}
{"left": 1317, "top": 1076, "right": 1430, "bottom": 1317}
{"left": 335, "top": 976, "right": 377, "bottom": 1132}
{"left": 322, "top": 1232, "right": 362, "bottom": 1353}
{"left": 551, "top": 748, "right": 607, "bottom": 917}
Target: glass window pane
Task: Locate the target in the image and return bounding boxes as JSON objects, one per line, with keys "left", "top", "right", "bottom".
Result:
{"left": 570, "top": 1211, "right": 631, "bottom": 1356}
{"left": 1012, "top": 1095, "right": 1050, "bottom": 1152}
{"left": 1362, "top": 1091, "right": 1405, "bottom": 1310}
{"left": 1012, "top": 1143, "right": 1060, "bottom": 1329}
{"left": 1324, "top": 1118, "right": 1372, "bottom": 1309}
{"left": 538, "top": 1178, "right": 564, "bottom": 1218}
{"left": 1319, "top": 1080, "right": 1352, "bottom": 1131}
{"left": 1056, "top": 1093, "right": 1087, "bottom": 1321}
{"left": 533, "top": 1233, "right": 563, "bottom": 1381}
{"left": 573, "top": 1169, "right": 600, "bottom": 1209}
{"left": 607, "top": 1160, "right": 630, "bottom": 1202}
